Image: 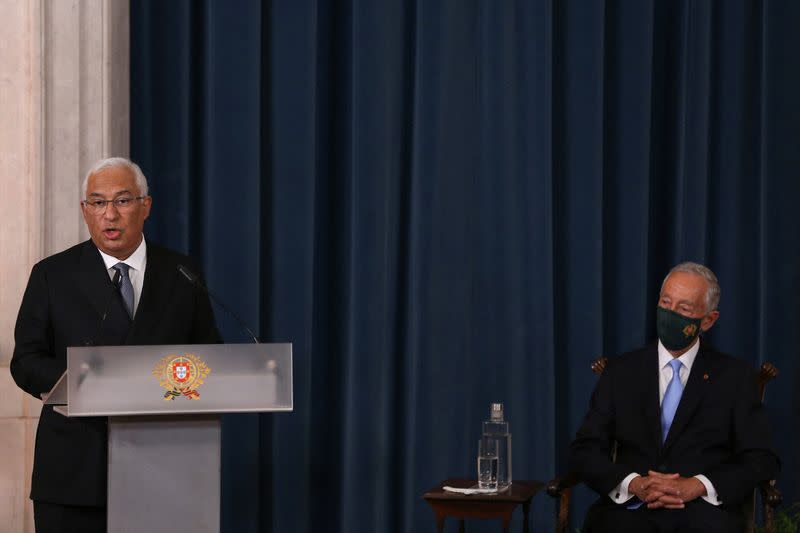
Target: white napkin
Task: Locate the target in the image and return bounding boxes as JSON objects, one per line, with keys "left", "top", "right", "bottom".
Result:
{"left": 442, "top": 486, "right": 497, "bottom": 495}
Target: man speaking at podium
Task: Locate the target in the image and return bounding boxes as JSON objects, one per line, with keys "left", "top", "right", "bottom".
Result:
{"left": 11, "top": 157, "right": 220, "bottom": 533}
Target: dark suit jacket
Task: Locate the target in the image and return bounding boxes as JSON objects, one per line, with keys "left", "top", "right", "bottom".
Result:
{"left": 11, "top": 239, "right": 220, "bottom": 506}
{"left": 569, "top": 342, "right": 779, "bottom": 509}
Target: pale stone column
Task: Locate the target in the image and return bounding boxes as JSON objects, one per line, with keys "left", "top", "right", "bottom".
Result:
{"left": 44, "top": 0, "right": 130, "bottom": 253}
{"left": 0, "top": 1, "right": 129, "bottom": 530}
{"left": 0, "top": 2, "right": 44, "bottom": 531}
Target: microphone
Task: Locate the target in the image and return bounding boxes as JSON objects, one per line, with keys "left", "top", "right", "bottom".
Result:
{"left": 177, "top": 264, "right": 260, "bottom": 343}
{"left": 84, "top": 269, "right": 122, "bottom": 346}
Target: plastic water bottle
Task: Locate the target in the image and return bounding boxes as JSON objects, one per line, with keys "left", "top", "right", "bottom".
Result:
{"left": 482, "top": 403, "right": 512, "bottom": 489}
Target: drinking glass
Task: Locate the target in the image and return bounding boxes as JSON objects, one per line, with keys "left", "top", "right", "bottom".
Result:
{"left": 477, "top": 437, "right": 498, "bottom": 490}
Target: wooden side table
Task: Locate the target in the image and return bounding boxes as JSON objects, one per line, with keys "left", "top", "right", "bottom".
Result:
{"left": 423, "top": 478, "right": 544, "bottom": 533}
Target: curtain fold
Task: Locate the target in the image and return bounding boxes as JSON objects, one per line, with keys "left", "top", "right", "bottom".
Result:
{"left": 131, "top": 1, "right": 800, "bottom": 531}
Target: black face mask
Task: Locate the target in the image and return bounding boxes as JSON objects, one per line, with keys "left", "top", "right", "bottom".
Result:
{"left": 656, "top": 307, "right": 703, "bottom": 351}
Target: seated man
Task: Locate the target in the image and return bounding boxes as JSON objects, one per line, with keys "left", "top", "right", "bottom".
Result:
{"left": 569, "top": 262, "right": 779, "bottom": 533}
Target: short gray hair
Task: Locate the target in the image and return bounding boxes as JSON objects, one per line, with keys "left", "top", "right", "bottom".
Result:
{"left": 82, "top": 157, "right": 149, "bottom": 199}
{"left": 662, "top": 261, "right": 721, "bottom": 312}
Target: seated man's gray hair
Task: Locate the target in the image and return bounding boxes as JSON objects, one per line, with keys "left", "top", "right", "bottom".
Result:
{"left": 662, "top": 261, "right": 721, "bottom": 312}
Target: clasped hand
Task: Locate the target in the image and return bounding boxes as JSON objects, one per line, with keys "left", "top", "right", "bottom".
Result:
{"left": 628, "top": 470, "right": 706, "bottom": 509}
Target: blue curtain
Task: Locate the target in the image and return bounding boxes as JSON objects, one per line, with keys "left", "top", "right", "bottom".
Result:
{"left": 131, "top": 1, "right": 800, "bottom": 531}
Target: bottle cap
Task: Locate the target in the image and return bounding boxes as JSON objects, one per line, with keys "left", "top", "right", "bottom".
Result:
{"left": 490, "top": 402, "right": 504, "bottom": 421}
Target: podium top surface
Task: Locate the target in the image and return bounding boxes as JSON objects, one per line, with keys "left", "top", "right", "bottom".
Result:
{"left": 47, "top": 343, "right": 292, "bottom": 417}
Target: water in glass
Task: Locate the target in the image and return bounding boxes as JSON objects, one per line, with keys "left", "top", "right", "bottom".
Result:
{"left": 477, "top": 437, "right": 498, "bottom": 490}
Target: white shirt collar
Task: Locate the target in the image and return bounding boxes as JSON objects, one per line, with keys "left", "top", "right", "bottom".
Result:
{"left": 657, "top": 337, "right": 700, "bottom": 373}
{"left": 97, "top": 235, "right": 147, "bottom": 271}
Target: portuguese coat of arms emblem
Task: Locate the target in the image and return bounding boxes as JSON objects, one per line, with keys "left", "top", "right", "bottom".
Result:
{"left": 152, "top": 353, "right": 211, "bottom": 400}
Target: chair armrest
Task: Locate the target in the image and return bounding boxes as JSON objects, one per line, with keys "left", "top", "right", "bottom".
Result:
{"left": 547, "top": 472, "right": 581, "bottom": 533}
{"left": 759, "top": 480, "right": 782, "bottom": 508}
{"left": 758, "top": 480, "right": 782, "bottom": 533}
{"left": 546, "top": 471, "right": 580, "bottom": 498}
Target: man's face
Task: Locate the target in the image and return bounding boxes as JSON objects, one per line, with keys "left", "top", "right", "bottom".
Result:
{"left": 658, "top": 271, "right": 719, "bottom": 332}
{"left": 81, "top": 165, "right": 152, "bottom": 260}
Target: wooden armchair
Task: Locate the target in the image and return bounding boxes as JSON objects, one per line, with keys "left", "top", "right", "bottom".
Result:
{"left": 546, "top": 358, "right": 782, "bottom": 533}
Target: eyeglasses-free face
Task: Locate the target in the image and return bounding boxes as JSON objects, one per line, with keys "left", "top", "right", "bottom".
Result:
{"left": 81, "top": 166, "right": 151, "bottom": 260}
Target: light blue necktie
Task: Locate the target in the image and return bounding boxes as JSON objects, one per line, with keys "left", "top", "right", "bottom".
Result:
{"left": 626, "top": 359, "right": 685, "bottom": 510}
{"left": 661, "top": 359, "right": 684, "bottom": 442}
{"left": 113, "top": 262, "right": 134, "bottom": 319}
{"left": 625, "top": 359, "right": 684, "bottom": 510}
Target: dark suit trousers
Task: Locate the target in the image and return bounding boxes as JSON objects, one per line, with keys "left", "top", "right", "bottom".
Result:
{"left": 34, "top": 501, "right": 105, "bottom": 533}
{"left": 583, "top": 499, "right": 742, "bottom": 533}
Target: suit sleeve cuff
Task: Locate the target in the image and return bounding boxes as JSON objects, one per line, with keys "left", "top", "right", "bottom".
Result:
{"left": 609, "top": 473, "right": 640, "bottom": 504}
{"left": 694, "top": 475, "right": 722, "bottom": 506}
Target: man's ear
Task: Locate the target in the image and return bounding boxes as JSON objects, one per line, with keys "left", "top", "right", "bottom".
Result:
{"left": 80, "top": 202, "right": 91, "bottom": 224}
{"left": 142, "top": 196, "right": 152, "bottom": 220}
{"left": 701, "top": 310, "right": 720, "bottom": 332}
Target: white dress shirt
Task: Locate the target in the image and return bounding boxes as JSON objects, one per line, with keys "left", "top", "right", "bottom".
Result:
{"left": 96, "top": 236, "right": 147, "bottom": 317}
{"left": 609, "top": 339, "right": 721, "bottom": 506}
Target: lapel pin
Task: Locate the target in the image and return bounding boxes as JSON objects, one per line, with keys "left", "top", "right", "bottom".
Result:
{"left": 703, "top": 373, "right": 709, "bottom": 381}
